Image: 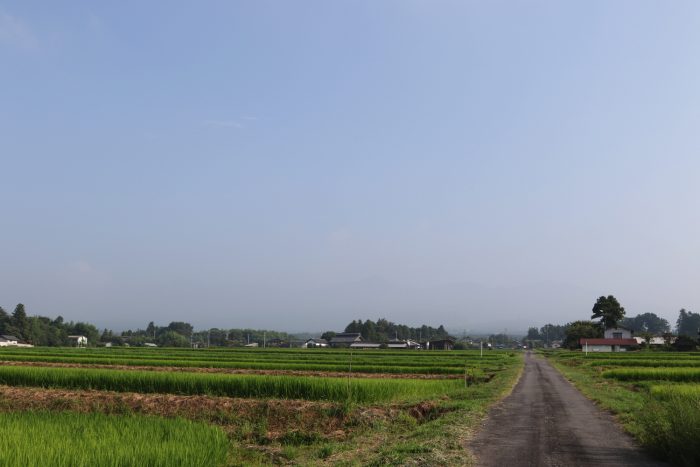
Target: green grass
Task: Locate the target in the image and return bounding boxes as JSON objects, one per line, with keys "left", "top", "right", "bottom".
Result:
{"left": 0, "top": 411, "right": 228, "bottom": 467}
{"left": 0, "top": 365, "right": 461, "bottom": 402}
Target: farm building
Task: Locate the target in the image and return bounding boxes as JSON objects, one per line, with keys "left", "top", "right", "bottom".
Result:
{"left": 579, "top": 338, "right": 637, "bottom": 352}
{"left": 303, "top": 338, "right": 328, "bottom": 348}
{"left": 579, "top": 327, "right": 637, "bottom": 352}
{"left": 349, "top": 342, "right": 382, "bottom": 349}
{"left": 0, "top": 335, "right": 19, "bottom": 347}
{"left": 424, "top": 339, "right": 455, "bottom": 351}
{"left": 329, "top": 333, "right": 363, "bottom": 348}
{"left": 68, "top": 335, "right": 88, "bottom": 347}
{"left": 633, "top": 336, "right": 672, "bottom": 346}
{"left": 387, "top": 339, "right": 421, "bottom": 349}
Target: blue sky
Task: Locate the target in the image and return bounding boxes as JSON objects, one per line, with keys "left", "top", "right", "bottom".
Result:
{"left": 1, "top": 1, "right": 699, "bottom": 332}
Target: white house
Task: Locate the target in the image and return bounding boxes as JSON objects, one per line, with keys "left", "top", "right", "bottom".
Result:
{"left": 303, "top": 338, "right": 328, "bottom": 348}
{"left": 0, "top": 335, "right": 19, "bottom": 347}
{"left": 604, "top": 327, "right": 633, "bottom": 339}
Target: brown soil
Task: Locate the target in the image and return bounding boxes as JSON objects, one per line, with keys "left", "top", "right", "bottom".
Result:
{"left": 0, "top": 360, "right": 459, "bottom": 379}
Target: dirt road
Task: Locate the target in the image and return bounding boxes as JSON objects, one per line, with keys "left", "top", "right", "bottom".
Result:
{"left": 469, "top": 352, "right": 665, "bottom": 466}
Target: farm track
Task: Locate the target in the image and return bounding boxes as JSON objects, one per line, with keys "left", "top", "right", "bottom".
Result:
{"left": 0, "top": 360, "right": 460, "bottom": 379}
{"left": 469, "top": 352, "right": 665, "bottom": 467}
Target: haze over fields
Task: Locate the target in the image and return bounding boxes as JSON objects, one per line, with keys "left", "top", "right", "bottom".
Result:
{"left": 2, "top": 1, "right": 700, "bottom": 332}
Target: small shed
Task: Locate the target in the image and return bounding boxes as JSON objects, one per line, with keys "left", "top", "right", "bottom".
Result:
{"left": 425, "top": 339, "right": 455, "bottom": 351}
{"left": 67, "top": 335, "right": 88, "bottom": 347}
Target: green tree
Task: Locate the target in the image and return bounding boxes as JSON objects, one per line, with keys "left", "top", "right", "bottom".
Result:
{"left": 676, "top": 309, "right": 700, "bottom": 337}
{"left": 320, "top": 331, "right": 336, "bottom": 341}
{"left": 157, "top": 330, "right": 190, "bottom": 347}
{"left": 620, "top": 313, "right": 670, "bottom": 334}
{"left": 166, "top": 322, "right": 193, "bottom": 337}
{"left": 526, "top": 327, "right": 541, "bottom": 341}
{"left": 11, "top": 303, "right": 28, "bottom": 338}
{"left": 563, "top": 320, "right": 602, "bottom": 349}
{"left": 591, "top": 295, "right": 625, "bottom": 329}
{"left": 0, "top": 307, "right": 9, "bottom": 334}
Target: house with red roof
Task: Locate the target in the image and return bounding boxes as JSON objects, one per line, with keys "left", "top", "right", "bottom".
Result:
{"left": 580, "top": 327, "right": 637, "bottom": 352}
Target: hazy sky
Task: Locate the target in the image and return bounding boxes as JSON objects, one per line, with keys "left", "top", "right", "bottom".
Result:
{"left": 2, "top": 1, "right": 699, "bottom": 333}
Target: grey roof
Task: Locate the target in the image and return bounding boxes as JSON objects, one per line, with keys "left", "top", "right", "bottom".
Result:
{"left": 330, "top": 333, "right": 363, "bottom": 343}
{"left": 350, "top": 342, "right": 381, "bottom": 348}
{"left": 0, "top": 335, "right": 19, "bottom": 341}
{"left": 306, "top": 338, "right": 328, "bottom": 344}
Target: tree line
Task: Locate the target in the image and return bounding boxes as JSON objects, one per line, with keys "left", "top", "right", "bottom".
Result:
{"left": 0, "top": 304, "right": 293, "bottom": 347}
{"left": 0, "top": 304, "right": 100, "bottom": 346}
{"left": 325, "top": 318, "right": 452, "bottom": 343}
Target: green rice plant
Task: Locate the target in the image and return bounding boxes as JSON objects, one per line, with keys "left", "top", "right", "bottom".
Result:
{"left": 603, "top": 368, "right": 700, "bottom": 382}
{"left": 650, "top": 384, "right": 700, "bottom": 400}
{"left": 0, "top": 411, "right": 228, "bottom": 467}
{"left": 0, "top": 365, "right": 461, "bottom": 402}
{"left": 588, "top": 359, "right": 700, "bottom": 368}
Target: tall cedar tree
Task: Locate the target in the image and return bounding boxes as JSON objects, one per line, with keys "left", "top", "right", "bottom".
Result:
{"left": 591, "top": 295, "right": 625, "bottom": 330}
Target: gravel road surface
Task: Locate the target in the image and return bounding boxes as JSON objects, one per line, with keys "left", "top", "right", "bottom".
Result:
{"left": 469, "top": 352, "right": 665, "bottom": 466}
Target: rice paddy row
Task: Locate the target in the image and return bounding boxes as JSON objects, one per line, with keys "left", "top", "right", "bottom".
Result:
{"left": 0, "top": 347, "right": 524, "bottom": 465}
{"left": 0, "top": 411, "right": 228, "bottom": 467}
{"left": 0, "top": 348, "right": 516, "bottom": 375}
{"left": 0, "top": 365, "right": 463, "bottom": 403}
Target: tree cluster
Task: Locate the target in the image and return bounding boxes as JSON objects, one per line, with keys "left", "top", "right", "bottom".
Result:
{"left": 121, "top": 322, "right": 293, "bottom": 347}
{"left": 676, "top": 309, "right": 700, "bottom": 338}
{"left": 341, "top": 318, "right": 451, "bottom": 343}
{"left": 0, "top": 304, "right": 100, "bottom": 346}
{"left": 620, "top": 313, "right": 670, "bottom": 334}
{"left": 524, "top": 324, "right": 567, "bottom": 346}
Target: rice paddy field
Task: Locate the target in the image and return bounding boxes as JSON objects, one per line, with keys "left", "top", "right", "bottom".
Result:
{"left": 547, "top": 350, "right": 700, "bottom": 467}
{"left": 0, "top": 346, "right": 523, "bottom": 466}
